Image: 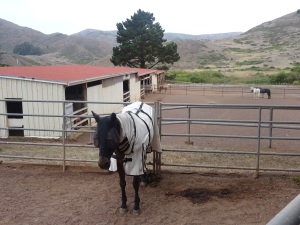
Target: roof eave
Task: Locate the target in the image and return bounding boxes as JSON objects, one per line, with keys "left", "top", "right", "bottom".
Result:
{"left": 0, "top": 74, "right": 68, "bottom": 85}
{"left": 66, "top": 70, "right": 138, "bottom": 86}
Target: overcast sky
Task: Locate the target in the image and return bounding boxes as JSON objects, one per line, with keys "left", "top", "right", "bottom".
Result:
{"left": 1, "top": 0, "right": 299, "bottom": 35}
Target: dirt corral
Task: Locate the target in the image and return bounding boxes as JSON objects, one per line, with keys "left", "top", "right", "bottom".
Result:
{"left": 0, "top": 163, "right": 299, "bottom": 225}
{"left": 1, "top": 89, "right": 300, "bottom": 225}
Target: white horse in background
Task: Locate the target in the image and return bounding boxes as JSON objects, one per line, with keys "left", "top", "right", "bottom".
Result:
{"left": 250, "top": 87, "right": 260, "bottom": 99}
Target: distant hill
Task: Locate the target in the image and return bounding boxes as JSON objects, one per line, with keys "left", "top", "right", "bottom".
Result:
{"left": 170, "top": 11, "right": 300, "bottom": 70}
{"left": 163, "top": 32, "right": 242, "bottom": 41}
{"left": 74, "top": 29, "right": 242, "bottom": 42}
{"left": 1, "top": 11, "right": 300, "bottom": 71}
{"left": 0, "top": 18, "right": 113, "bottom": 66}
{"left": 73, "top": 29, "right": 118, "bottom": 45}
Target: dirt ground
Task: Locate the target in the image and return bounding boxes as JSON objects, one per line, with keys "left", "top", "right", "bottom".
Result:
{"left": 1, "top": 90, "right": 300, "bottom": 225}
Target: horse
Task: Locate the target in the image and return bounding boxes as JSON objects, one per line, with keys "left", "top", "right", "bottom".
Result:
{"left": 257, "top": 87, "right": 271, "bottom": 99}
{"left": 92, "top": 102, "right": 162, "bottom": 215}
{"left": 159, "top": 84, "right": 169, "bottom": 93}
{"left": 250, "top": 87, "right": 260, "bottom": 99}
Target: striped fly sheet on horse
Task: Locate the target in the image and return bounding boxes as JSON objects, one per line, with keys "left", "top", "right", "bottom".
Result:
{"left": 92, "top": 102, "right": 162, "bottom": 215}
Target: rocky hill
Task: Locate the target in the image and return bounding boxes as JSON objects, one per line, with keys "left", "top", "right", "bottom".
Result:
{"left": 170, "top": 11, "right": 300, "bottom": 70}
{"left": 1, "top": 11, "right": 300, "bottom": 70}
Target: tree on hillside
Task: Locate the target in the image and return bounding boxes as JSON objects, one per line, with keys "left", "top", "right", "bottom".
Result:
{"left": 110, "top": 9, "right": 180, "bottom": 69}
{"left": 13, "top": 42, "right": 43, "bottom": 56}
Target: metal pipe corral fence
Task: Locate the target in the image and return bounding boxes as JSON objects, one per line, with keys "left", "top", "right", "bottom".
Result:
{"left": 161, "top": 84, "right": 300, "bottom": 99}
{"left": 1, "top": 99, "right": 300, "bottom": 176}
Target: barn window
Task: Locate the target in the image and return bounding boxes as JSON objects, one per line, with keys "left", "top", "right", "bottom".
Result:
{"left": 6, "top": 98, "right": 23, "bottom": 119}
{"left": 87, "top": 80, "right": 102, "bottom": 87}
{"left": 9, "top": 126, "right": 24, "bottom": 137}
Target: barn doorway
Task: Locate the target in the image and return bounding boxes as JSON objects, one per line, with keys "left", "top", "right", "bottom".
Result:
{"left": 65, "top": 84, "right": 87, "bottom": 111}
{"left": 123, "top": 80, "right": 130, "bottom": 102}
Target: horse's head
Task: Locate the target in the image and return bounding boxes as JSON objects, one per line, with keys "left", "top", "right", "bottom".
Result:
{"left": 92, "top": 111, "right": 120, "bottom": 170}
{"left": 250, "top": 87, "right": 254, "bottom": 93}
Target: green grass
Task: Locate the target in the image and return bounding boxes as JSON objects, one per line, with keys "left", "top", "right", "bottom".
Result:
{"left": 166, "top": 66, "right": 300, "bottom": 85}
{"left": 292, "top": 177, "right": 300, "bottom": 185}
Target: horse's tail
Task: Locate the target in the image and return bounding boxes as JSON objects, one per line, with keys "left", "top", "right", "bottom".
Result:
{"left": 268, "top": 90, "right": 271, "bottom": 99}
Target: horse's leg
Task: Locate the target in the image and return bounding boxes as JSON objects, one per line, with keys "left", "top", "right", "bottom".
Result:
{"left": 132, "top": 176, "right": 141, "bottom": 215}
{"left": 117, "top": 159, "right": 128, "bottom": 214}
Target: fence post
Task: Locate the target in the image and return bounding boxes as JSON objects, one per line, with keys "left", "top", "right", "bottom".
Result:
{"left": 89, "top": 117, "right": 93, "bottom": 144}
{"left": 153, "top": 101, "right": 162, "bottom": 175}
{"left": 269, "top": 108, "right": 273, "bottom": 148}
{"left": 255, "top": 107, "right": 262, "bottom": 178}
{"left": 62, "top": 101, "right": 66, "bottom": 172}
{"left": 185, "top": 107, "right": 193, "bottom": 145}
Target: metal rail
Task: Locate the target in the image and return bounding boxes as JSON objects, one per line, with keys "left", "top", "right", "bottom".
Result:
{"left": 1, "top": 99, "right": 300, "bottom": 176}
{"left": 159, "top": 102, "right": 300, "bottom": 177}
{"left": 0, "top": 100, "right": 159, "bottom": 173}
{"left": 163, "top": 84, "right": 300, "bottom": 99}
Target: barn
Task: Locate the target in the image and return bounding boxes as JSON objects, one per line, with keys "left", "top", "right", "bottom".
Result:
{"left": 0, "top": 65, "right": 164, "bottom": 138}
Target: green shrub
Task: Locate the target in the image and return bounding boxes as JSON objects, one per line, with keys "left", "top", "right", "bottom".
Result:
{"left": 236, "top": 60, "right": 264, "bottom": 66}
{"left": 292, "top": 177, "right": 300, "bottom": 185}
{"left": 13, "top": 42, "right": 43, "bottom": 56}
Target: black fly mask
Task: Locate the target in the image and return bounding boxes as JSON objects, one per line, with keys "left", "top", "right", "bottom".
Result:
{"left": 92, "top": 112, "right": 120, "bottom": 169}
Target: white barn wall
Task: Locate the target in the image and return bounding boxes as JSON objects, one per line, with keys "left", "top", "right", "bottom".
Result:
{"left": 0, "top": 78, "right": 64, "bottom": 138}
{"left": 0, "top": 100, "right": 7, "bottom": 137}
{"left": 151, "top": 72, "right": 158, "bottom": 91}
{"left": 1, "top": 70, "right": 147, "bottom": 138}
{"left": 130, "top": 73, "right": 141, "bottom": 102}
{"left": 87, "top": 76, "right": 124, "bottom": 117}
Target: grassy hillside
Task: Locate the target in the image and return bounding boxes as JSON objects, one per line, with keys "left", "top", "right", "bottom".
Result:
{"left": 1, "top": 11, "right": 300, "bottom": 81}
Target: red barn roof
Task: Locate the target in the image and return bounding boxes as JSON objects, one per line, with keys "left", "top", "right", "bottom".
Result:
{"left": 0, "top": 65, "right": 140, "bottom": 84}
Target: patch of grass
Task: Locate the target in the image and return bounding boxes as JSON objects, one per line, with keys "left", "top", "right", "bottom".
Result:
{"left": 224, "top": 48, "right": 255, "bottom": 53}
{"left": 236, "top": 60, "right": 264, "bottom": 66}
{"left": 146, "top": 171, "right": 162, "bottom": 187}
{"left": 292, "top": 177, "right": 300, "bottom": 185}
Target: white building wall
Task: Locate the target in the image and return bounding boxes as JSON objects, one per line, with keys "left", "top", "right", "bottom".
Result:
{"left": 0, "top": 78, "right": 64, "bottom": 138}
{"left": 152, "top": 73, "right": 158, "bottom": 89}
{"left": 87, "top": 76, "right": 124, "bottom": 117}
{"left": 129, "top": 73, "right": 141, "bottom": 102}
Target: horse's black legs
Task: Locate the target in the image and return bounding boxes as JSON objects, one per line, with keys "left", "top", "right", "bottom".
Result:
{"left": 132, "top": 176, "right": 141, "bottom": 215}
{"left": 117, "top": 156, "right": 128, "bottom": 214}
{"left": 119, "top": 179, "right": 128, "bottom": 213}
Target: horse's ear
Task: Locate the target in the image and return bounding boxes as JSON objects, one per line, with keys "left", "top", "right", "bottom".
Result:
{"left": 91, "top": 111, "right": 100, "bottom": 123}
{"left": 110, "top": 113, "right": 117, "bottom": 124}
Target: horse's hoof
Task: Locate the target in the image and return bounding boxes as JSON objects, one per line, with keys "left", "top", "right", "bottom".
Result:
{"left": 132, "top": 209, "right": 141, "bottom": 216}
{"left": 119, "top": 207, "right": 128, "bottom": 214}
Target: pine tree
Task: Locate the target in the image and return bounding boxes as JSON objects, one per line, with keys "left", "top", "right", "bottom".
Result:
{"left": 111, "top": 9, "right": 180, "bottom": 69}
